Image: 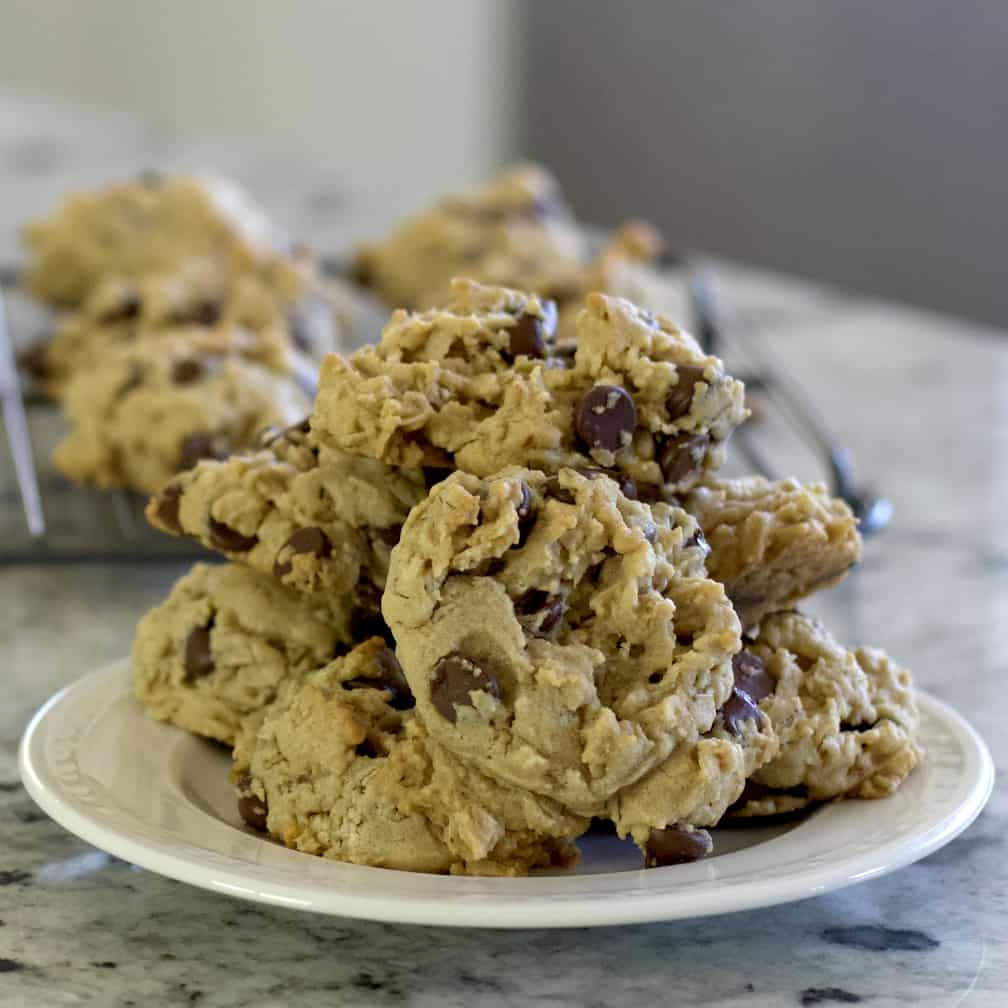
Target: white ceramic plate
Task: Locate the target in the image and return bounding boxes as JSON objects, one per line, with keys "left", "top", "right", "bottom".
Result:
{"left": 20, "top": 660, "right": 993, "bottom": 929}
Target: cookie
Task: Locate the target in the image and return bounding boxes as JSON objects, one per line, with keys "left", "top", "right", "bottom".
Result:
{"left": 234, "top": 637, "right": 587, "bottom": 875}
{"left": 313, "top": 278, "right": 747, "bottom": 497}
{"left": 685, "top": 476, "right": 863, "bottom": 628}
{"left": 146, "top": 419, "right": 425, "bottom": 608}
{"left": 53, "top": 332, "right": 309, "bottom": 495}
{"left": 352, "top": 164, "right": 588, "bottom": 311}
{"left": 21, "top": 173, "right": 310, "bottom": 308}
{"left": 729, "top": 611, "right": 922, "bottom": 816}
{"left": 133, "top": 563, "right": 349, "bottom": 745}
{"left": 383, "top": 466, "right": 774, "bottom": 849}
{"left": 39, "top": 258, "right": 345, "bottom": 396}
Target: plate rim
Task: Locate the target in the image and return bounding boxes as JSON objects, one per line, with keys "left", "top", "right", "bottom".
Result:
{"left": 19, "top": 659, "right": 995, "bottom": 929}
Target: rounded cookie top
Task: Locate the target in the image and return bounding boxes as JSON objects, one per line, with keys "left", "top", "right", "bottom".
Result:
{"left": 314, "top": 278, "right": 747, "bottom": 496}
{"left": 54, "top": 332, "right": 309, "bottom": 495}
{"left": 685, "top": 476, "right": 863, "bottom": 629}
{"left": 383, "top": 466, "right": 743, "bottom": 818}
{"left": 352, "top": 163, "right": 587, "bottom": 311}
{"left": 132, "top": 562, "right": 348, "bottom": 746}
{"left": 22, "top": 173, "right": 309, "bottom": 308}
{"left": 235, "top": 637, "right": 586, "bottom": 875}
{"left": 732, "top": 611, "right": 922, "bottom": 814}
{"left": 146, "top": 419, "right": 426, "bottom": 605}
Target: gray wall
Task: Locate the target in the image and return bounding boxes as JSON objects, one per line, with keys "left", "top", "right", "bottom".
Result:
{"left": 523, "top": 1, "right": 1008, "bottom": 326}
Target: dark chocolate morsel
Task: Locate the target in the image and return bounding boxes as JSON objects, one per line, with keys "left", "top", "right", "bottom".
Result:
{"left": 516, "top": 590, "right": 566, "bottom": 636}
{"left": 273, "top": 526, "right": 332, "bottom": 577}
{"left": 430, "top": 652, "right": 500, "bottom": 722}
{"left": 235, "top": 772, "right": 268, "bottom": 831}
{"left": 178, "top": 432, "right": 230, "bottom": 471}
{"left": 153, "top": 485, "right": 183, "bottom": 534}
{"left": 665, "top": 364, "right": 706, "bottom": 419}
{"left": 171, "top": 358, "right": 204, "bottom": 385}
{"left": 644, "top": 827, "right": 713, "bottom": 867}
{"left": 183, "top": 622, "right": 214, "bottom": 679}
{"left": 345, "top": 644, "right": 414, "bottom": 710}
{"left": 208, "top": 518, "right": 257, "bottom": 552}
{"left": 99, "top": 293, "right": 142, "bottom": 324}
{"left": 575, "top": 385, "right": 637, "bottom": 452}
{"left": 657, "top": 432, "right": 710, "bottom": 484}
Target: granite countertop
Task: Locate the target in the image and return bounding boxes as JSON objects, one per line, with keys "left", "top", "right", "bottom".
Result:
{"left": 0, "top": 95, "right": 1004, "bottom": 1006}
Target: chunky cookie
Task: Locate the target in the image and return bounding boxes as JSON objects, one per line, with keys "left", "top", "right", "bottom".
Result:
{"left": 730, "top": 611, "right": 922, "bottom": 816}
{"left": 133, "top": 563, "right": 349, "bottom": 745}
{"left": 234, "top": 637, "right": 587, "bottom": 875}
{"left": 685, "top": 477, "right": 863, "bottom": 628}
{"left": 22, "top": 173, "right": 311, "bottom": 308}
{"left": 314, "top": 278, "right": 747, "bottom": 497}
{"left": 146, "top": 420, "right": 425, "bottom": 609}
{"left": 54, "top": 332, "right": 309, "bottom": 495}
{"left": 38, "top": 258, "right": 344, "bottom": 396}
{"left": 383, "top": 466, "right": 774, "bottom": 850}
{"left": 352, "top": 164, "right": 588, "bottom": 311}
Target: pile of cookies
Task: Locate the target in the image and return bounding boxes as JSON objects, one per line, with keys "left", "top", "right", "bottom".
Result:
{"left": 132, "top": 264, "right": 923, "bottom": 874}
{"left": 21, "top": 174, "right": 349, "bottom": 494}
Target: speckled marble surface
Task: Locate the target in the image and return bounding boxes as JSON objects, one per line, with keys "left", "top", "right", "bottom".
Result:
{"left": 0, "top": 94, "right": 1005, "bottom": 1006}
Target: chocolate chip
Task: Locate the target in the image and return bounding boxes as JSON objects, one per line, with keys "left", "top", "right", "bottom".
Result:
{"left": 153, "top": 485, "right": 182, "bottom": 533}
{"left": 644, "top": 827, "right": 713, "bottom": 867}
{"left": 178, "top": 432, "right": 230, "bottom": 470}
{"left": 507, "top": 301, "right": 558, "bottom": 360}
{"left": 657, "top": 432, "right": 709, "bottom": 484}
{"left": 208, "top": 518, "right": 257, "bottom": 552}
{"left": 552, "top": 343, "right": 577, "bottom": 367}
{"left": 273, "top": 526, "right": 332, "bottom": 577}
{"left": 235, "top": 772, "right": 268, "bottom": 832}
{"left": 665, "top": 364, "right": 706, "bottom": 419}
{"left": 183, "top": 623, "right": 214, "bottom": 679}
{"left": 430, "top": 652, "right": 500, "bottom": 722}
{"left": 345, "top": 645, "right": 414, "bottom": 710}
{"left": 684, "top": 527, "right": 708, "bottom": 550}
{"left": 732, "top": 650, "right": 774, "bottom": 703}
{"left": 99, "top": 293, "right": 142, "bottom": 324}
{"left": 575, "top": 385, "right": 637, "bottom": 452}
{"left": 172, "top": 299, "right": 221, "bottom": 327}
{"left": 171, "top": 358, "right": 204, "bottom": 385}
{"left": 542, "top": 475, "right": 576, "bottom": 505}
{"left": 516, "top": 590, "right": 565, "bottom": 636}
{"left": 722, "top": 650, "right": 775, "bottom": 734}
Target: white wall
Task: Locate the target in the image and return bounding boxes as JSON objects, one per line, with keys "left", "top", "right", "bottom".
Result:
{"left": 0, "top": 0, "right": 522, "bottom": 207}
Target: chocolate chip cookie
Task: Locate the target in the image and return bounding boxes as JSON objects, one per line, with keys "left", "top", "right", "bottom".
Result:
{"left": 314, "top": 278, "right": 747, "bottom": 497}
{"left": 352, "top": 163, "right": 588, "bottom": 311}
{"left": 146, "top": 419, "right": 425, "bottom": 608}
{"left": 384, "top": 466, "right": 774, "bottom": 849}
{"left": 234, "top": 637, "right": 587, "bottom": 875}
{"left": 133, "top": 563, "right": 349, "bottom": 745}
{"left": 730, "top": 611, "right": 922, "bottom": 816}
{"left": 54, "top": 332, "right": 309, "bottom": 495}
{"left": 22, "top": 173, "right": 311, "bottom": 308}
{"left": 685, "top": 476, "right": 863, "bottom": 628}
{"left": 38, "top": 258, "right": 345, "bottom": 396}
